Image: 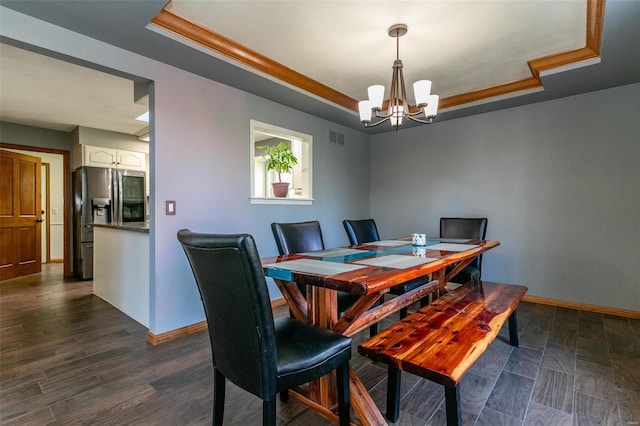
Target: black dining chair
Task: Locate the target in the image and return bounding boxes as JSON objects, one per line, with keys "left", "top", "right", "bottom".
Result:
{"left": 271, "top": 221, "right": 379, "bottom": 337}
{"left": 343, "top": 218, "right": 433, "bottom": 319}
{"left": 440, "top": 217, "right": 488, "bottom": 284}
{"left": 177, "top": 229, "right": 351, "bottom": 426}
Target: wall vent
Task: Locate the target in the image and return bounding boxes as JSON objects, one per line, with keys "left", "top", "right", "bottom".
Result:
{"left": 329, "top": 131, "right": 345, "bottom": 146}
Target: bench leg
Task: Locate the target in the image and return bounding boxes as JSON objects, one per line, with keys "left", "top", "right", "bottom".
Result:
{"left": 508, "top": 309, "right": 519, "bottom": 346}
{"left": 386, "top": 366, "right": 401, "bottom": 422}
{"left": 444, "top": 385, "right": 461, "bottom": 426}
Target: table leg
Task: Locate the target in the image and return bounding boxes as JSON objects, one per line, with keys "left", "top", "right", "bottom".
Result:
{"left": 444, "top": 385, "right": 462, "bottom": 426}
{"left": 310, "top": 286, "right": 338, "bottom": 406}
{"left": 433, "top": 268, "right": 446, "bottom": 295}
{"left": 310, "top": 289, "right": 388, "bottom": 425}
{"left": 350, "top": 365, "right": 388, "bottom": 426}
{"left": 273, "top": 279, "right": 307, "bottom": 321}
{"left": 277, "top": 277, "right": 442, "bottom": 425}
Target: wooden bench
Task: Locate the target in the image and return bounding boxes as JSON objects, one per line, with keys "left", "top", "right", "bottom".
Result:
{"left": 357, "top": 280, "right": 527, "bottom": 426}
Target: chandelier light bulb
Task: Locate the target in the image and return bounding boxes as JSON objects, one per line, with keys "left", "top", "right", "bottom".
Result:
{"left": 358, "top": 100, "right": 373, "bottom": 122}
{"left": 390, "top": 105, "right": 404, "bottom": 127}
{"left": 367, "top": 85, "right": 385, "bottom": 110}
{"left": 413, "top": 80, "right": 432, "bottom": 107}
{"left": 424, "top": 95, "right": 439, "bottom": 118}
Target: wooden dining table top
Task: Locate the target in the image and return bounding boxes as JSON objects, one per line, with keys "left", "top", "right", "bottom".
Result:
{"left": 261, "top": 238, "right": 500, "bottom": 295}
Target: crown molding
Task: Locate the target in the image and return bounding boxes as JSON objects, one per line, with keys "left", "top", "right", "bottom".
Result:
{"left": 150, "top": 9, "right": 358, "bottom": 112}
{"left": 150, "top": 0, "right": 605, "bottom": 114}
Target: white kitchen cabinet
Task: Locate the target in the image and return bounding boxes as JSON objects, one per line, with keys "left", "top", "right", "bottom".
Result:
{"left": 117, "top": 149, "right": 146, "bottom": 171}
{"left": 74, "top": 144, "right": 146, "bottom": 171}
{"left": 76, "top": 145, "right": 116, "bottom": 168}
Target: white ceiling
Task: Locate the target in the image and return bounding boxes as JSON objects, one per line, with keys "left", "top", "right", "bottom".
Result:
{"left": 167, "top": 0, "right": 585, "bottom": 102}
{"left": 0, "top": 43, "right": 148, "bottom": 135}
{"left": 0, "top": 0, "right": 637, "bottom": 135}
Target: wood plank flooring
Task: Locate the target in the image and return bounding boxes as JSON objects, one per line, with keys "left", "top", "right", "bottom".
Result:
{"left": 1, "top": 264, "right": 639, "bottom": 425}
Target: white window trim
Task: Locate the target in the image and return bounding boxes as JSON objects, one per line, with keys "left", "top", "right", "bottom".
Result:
{"left": 249, "top": 197, "right": 314, "bottom": 205}
{"left": 250, "top": 120, "right": 313, "bottom": 205}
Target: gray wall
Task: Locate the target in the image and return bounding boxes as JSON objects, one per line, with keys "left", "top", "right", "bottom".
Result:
{"left": 371, "top": 83, "right": 640, "bottom": 311}
{"left": 152, "top": 73, "right": 371, "bottom": 332}
{"left": 0, "top": 121, "right": 72, "bottom": 151}
{"left": 0, "top": 6, "right": 371, "bottom": 334}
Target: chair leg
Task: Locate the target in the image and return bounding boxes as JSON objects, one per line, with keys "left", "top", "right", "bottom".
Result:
{"left": 420, "top": 296, "right": 430, "bottom": 308}
{"left": 279, "top": 390, "right": 289, "bottom": 402}
{"left": 336, "top": 362, "right": 350, "bottom": 426}
{"left": 399, "top": 307, "right": 408, "bottom": 319}
{"left": 263, "top": 398, "right": 276, "bottom": 426}
{"left": 369, "top": 323, "right": 378, "bottom": 337}
{"left": 508, "top": 309, "right": 519, "bottom": 346}
{"left": 213, "top": 368, "right": 225, "bottom": 426}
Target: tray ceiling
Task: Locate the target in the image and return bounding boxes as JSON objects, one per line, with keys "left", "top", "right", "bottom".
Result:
{"left": 155, "top": 0, "right": 596, "bottom": 112}
{"left": 1, "top": 0, "right": 638, "bottom": 135}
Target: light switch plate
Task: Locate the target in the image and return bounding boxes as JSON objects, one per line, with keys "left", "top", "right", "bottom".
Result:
{"left": 165, "top": 200, "right": 176, "bottom": 215}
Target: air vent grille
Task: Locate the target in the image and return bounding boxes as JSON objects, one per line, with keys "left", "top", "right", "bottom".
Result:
{"left": 329, "top": 131, "right": 345, "bottom": 146}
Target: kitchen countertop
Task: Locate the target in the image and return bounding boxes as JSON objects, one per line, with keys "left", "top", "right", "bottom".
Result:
{"left": 92, "top": 222, "right": 149, "bottom": 233}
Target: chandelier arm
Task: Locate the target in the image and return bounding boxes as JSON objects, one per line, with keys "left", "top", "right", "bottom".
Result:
{"left": 374, "top": 109, "right": 393, "bottom": 119}
{"left": 405, "top": 108, "right": 427, "bottom": 117}
{"left": 405, "top": 115, "right": 434, "bottom": 124}
{"left": 364, "top": 116, "right": 391, "bottom": 128}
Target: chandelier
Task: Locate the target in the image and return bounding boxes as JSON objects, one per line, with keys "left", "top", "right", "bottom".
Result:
{"left": 358, "top": 24, "right": 439, "bottom": 130}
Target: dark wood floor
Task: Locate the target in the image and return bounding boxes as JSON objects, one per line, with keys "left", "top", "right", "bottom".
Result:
{"left": 1, "top": 264, "right": 639, "bottom": 425}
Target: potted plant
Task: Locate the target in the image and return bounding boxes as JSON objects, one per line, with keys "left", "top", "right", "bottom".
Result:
{"left": 258, "top": 141, "right": 298, "bottom": 197}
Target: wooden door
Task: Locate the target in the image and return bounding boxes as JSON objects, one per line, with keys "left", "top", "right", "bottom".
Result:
{"left": 0, "top": 150, "right": 42, "bottom": 280}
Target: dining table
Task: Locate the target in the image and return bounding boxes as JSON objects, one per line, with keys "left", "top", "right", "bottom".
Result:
{"left": 261, "top": 236, "right": 500, "bottom": 425}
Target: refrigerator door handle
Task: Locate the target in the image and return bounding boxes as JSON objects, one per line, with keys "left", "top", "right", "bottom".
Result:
{"left": 112, "top": 170, "right": 116, "bottom": 223}
{"left": 118, "top": 170, "right": 123, "bottom": 223}
{"left": 112, "top": 169, "right": 119, "bottom": 223}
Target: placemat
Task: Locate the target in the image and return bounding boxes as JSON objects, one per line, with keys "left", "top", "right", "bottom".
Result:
{"left": 354, "top": 254, "right": 438, "bottom": 269}
{"left": 426, "top": 243, "right": 479, "bottom": 252}
{"left": 264, "top": 258, "right": 366, "bottom": 276}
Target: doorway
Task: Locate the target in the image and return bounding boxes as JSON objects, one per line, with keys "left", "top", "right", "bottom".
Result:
{"left": 0, "top": 42, "right": 152, "bottom": 282}
{"left": 0, "top": 143, "right": 71, "bottom": 279}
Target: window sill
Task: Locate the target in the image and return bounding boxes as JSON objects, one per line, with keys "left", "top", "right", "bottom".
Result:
{"left": 250, "top": 197, "right": 314, "bottom": 205}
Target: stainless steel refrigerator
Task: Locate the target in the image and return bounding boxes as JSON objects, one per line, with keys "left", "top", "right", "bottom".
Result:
{"left": 73, "top": 166, "right": 146, "bottom": 279}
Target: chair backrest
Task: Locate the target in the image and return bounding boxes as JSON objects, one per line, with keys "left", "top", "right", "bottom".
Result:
{"left": 440, "top": 217, "right": 488, "bottom": 270}
{"left": 271, "top": 221, "right": 325, "bottom": 255}
{"left": 177, "top": 229, "right": 277, "bottom": 399}
{"left": 342, "top": 219, "right": 380, "bottom": 245}
{"left": 439, "top": 218, "right": 488, "bottom": 240}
